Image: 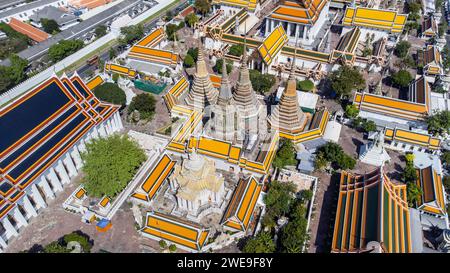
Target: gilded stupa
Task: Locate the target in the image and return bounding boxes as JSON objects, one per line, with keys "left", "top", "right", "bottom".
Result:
{"left": 185, "top": 39, "right": 218, "bottom": 110}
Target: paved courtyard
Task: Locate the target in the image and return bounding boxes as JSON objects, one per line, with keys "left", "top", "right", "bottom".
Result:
{"left": 5, "top": 176, "right": 145, "bottom": 253}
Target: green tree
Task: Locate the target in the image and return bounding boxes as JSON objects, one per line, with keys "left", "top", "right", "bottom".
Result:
{"left": 314, "top": 152, "right": 328, "bottom": 170}
{"left": 93, "top": 82, "right": 126, "bottom": 106}
{"left": 185, "top": 13, "right": 199, "bottom": 27}
{"left": 407, "top": 1, "right": 422, "bottom": 13}
{"left": 187, "top": 47, "right": 199, "bottom": 62}
{"left": 168, "top": 244, "right": 177, "bottom": 252}
{"left": 272, "top": 139, "right": 297, "bottom": 169}
{"left": 441, "top": 151, "right": 450, "bottom": 169}
{"left": 159, "top": 240, "right": 167, "bottom": 249}
{"left": 119, "top": 24, "right": 144, "bottom": 46}
{"left": 391, "top": 70, "right": 413, "bottom": 88}
{"left": 194, "top": 0, "right": 211, "bottom": 15}
{"left": 8, "top": 54, "right": 28, "bottom": 85}
{"left": 300, "top": 189, "right": 313, "bottom": 201}
{"left": 81, "top": 135, "right": 146, "bottom": 198}
{"left": 214, "top": 59, "right": 232, "bottom": 74}
{"left": 249, "top": 69, "right": 276, "bottom": 94}
{"left": 43, "top": 242, "right": 70, "bottom": 253}
{"left": 443, "top": 176, "right": 450, "bottom": 193}
{"left": 63, "top": 232, "right": 92, "bottom": 253}
{"left": 228, "top": 44, "right": 244, "bottom": 57}
{"left": 407, "top": 183, "right": 423, "bottom": 207}
{"left": 279, "top": 200, "right": 309, "bottom": 253}
{"left": 95, "top": 25, "right": 107, "bottom": 38}
{"left": 394, "top": 41, "right": 411, "bottom": 58}
{"left": 329, "top": 65, "right": 365, "bottom": 98}
{"left": 166, "top": 24, "right": 179, "bottom": 41}
{"left": 402, "top": 155, "right": 418, "bottom": 184}
{"left": 128, "top": 93, "right": 156, "bottom": 120}
{"left": 442, "top": 45, "right": 450, "bottom": 70}
{"left": 316, "top": 142, "right": 355, "bottom": 170}
{"left": 242, "top": 232, "right": 275, "bottom": 253}
{"left": 361, "top": 119, "right": 376, "bottom": 132}
{"left": 426, "top": 111, "right": 450, "bottom": 136}
{"left": 109, "top": 47, "right": 117, "bottom": 60}
{"left": 439, "top": 20, "right": 448, "bottom": 37}
{"left": 40, "top": 18, "right": 60, "bottom": 34}
{"left": 297, "top": 79, "right": 314, "bottom": 91}
{"left": 48, "top": 39, "right": 84, "bottom": 63}
{"left": 264, "top": 180, "right": 296, "bottom": 219}
{"left": 183, "top": 54, "right": 195, "bottom": 68}
{"left": 345, "top": 104, "right": 359, "bottom": 118}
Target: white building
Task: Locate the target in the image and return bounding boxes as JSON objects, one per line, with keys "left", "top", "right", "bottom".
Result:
{"left": 0, "top": 73, "right": 122, "bottom": 252}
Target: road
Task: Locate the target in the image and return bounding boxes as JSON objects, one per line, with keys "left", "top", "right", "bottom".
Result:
{"left": 75, "top": 0, "right": 188, "bottom": 78}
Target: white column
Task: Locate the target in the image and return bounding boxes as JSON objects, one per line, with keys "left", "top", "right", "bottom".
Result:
{"left": 47, "top": 168, "right": 63, "bottom": 193}
{"left": 22, "top": 195, "right": 38, "bottom": 218}
{"left": 56, "top": 161, "right": 70, "bottom": 184}
{"left": 78, "top": 139, "right": 87, "bottom": 153}
{"left": 116, "top": 112, "right": 123, "bottom": 130}
{"left": 31, "top": 184, "right": 47, "bottom": 209}
{"left": 287, "top": 22, "right": 292, "bottom": 37}
{"left": 2, "top": 217, "right": 18, "bottom": 239}
{"left": 271, "top": 20, "right": 275, "bottom": 33}
{"left": 71, "top": 147, "right": 83, "bottom": 170}
{"left": 303, "top": 25, "right": 307, "bottom": 40}
{"left": 92, "top": 126, "right": 100, "bottom": 139}
{"left": 0, "top": 234, "right": 7, "bottom": 248}
{"left": 99, "top": 124, "right": 107, "bottom": 137}
{"left": 64, "top": 155, "right": 77, "bottom": 178}
{"left": 13, "top": 208, "right": 28, "bottom": 228}
{"left": 265, "top": 19, "right": 270, "bottom": 34}
{"left": 39, "top": 177, "right": 55, "bottom": 199}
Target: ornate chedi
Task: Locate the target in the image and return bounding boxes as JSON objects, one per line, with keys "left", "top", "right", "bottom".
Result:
{"left": 207, "top": 60, "right": 239, "bottom": 142}
{"left": 169, "top": 150, "right": 225, "bottom": 216}
{"left": 268, "top": 59, "right": 307, "bottom": 134}
{"left": 233, "top": 40, "right": 263, "bottom": 139}
{"left": 185, "top": 40, "right": 218, "bottom": 110}
{"left": 359, "top": 130, "right": 391, "bottom": 167}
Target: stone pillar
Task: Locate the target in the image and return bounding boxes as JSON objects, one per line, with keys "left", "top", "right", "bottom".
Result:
{"left": 2, "top": 217, "right": 18, "bottom": 239}
{"left": 47, "top": 168, "right": 63, "bottom": 193}
{"left": 71, "top": 147, "right": 83, "bottom": 170}
{"left": 0, "top": 235, "right": 7, "bottom": 249}
{"left": 116, "top": 112, "right": 124, "bottom": 130}
{"left": 31, "top": 184, "right": 47, "bottom": 209}
{"left": 99, "top": 124, "right": 107, "bottom": 138}
{"left": 39, "top": 177, "right": 55, "bottom": 199}
{"left": 13, "top": 208, "right": 28, "bottom": 228}
{"left": 56, "top": 161, "right": 70, "bottom": 184}
{"left": 64, "top": 155, "right": 77, "bottom": 178}
{"left": 22, "top": 195, "right": 38, "bottom": 218}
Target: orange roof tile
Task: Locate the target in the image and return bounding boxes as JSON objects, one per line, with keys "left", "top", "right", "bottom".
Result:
{"left": 8, "top": 18, "right": 49, "bottom": 43}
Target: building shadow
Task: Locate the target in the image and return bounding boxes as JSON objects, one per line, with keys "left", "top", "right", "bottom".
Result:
{"left": 313, "top": 172, "right": 340, "bottom": 253}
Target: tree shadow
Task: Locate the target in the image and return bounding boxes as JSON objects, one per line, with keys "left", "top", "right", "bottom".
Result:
{"left": 352, "top": 137, "right": 364, "bottom": 155}
{"left": 314, "top": 172, "right": 340, "bottom": 253}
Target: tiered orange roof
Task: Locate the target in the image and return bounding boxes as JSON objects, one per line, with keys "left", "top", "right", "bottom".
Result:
{"left": 268, "top": 0, "right": 329, "bottom": 25}
{"left": 8, "top": 18, "right": 49, "bottom": 43}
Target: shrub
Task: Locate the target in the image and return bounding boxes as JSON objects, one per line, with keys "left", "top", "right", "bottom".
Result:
{"left": 391, "top": 70, "right": 413, "bottom": 88}
{"left": 93, "top": 82, "right": 126, "bottom": 106}
{"left": 128, "top": 93, "right": 156, "bottom": 120}
{"left": 297, "top": 80, "right": 314, "bottom": 91}
{"left": 63, "top": 232, "right": 93, "bottom": 253}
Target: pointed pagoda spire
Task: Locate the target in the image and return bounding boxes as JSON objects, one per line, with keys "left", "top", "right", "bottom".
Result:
{"left": 268, "top": 34, "right": 307, "bottom": 134}
{"left": 185, "top": 36, "right": 218, "bottom": 109}
{"left": 233, "top": 31, "right": 258, "bottom": 110}
{"left": 217, "top": 59, "right": 233, "bottom": 106}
